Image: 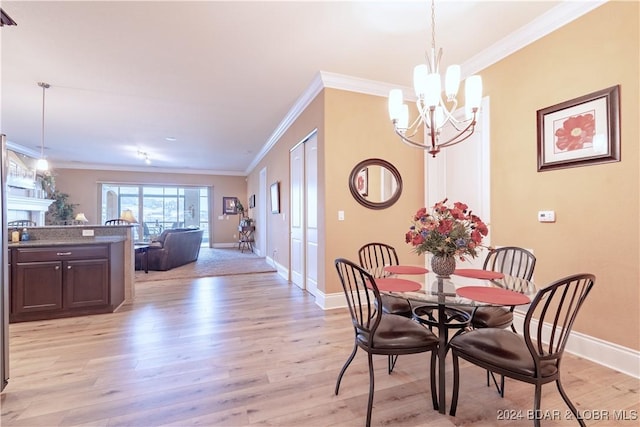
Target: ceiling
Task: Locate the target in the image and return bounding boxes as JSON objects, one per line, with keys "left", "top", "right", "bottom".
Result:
{"left": 1, "top": 1, "right": 601, "bottom": 175}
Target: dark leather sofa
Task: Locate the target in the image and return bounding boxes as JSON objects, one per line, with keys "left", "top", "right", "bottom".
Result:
{"left": 140, "top": 228, "right": 204, "bottom": 271}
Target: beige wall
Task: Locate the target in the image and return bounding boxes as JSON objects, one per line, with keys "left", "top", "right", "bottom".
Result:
{"left": 483, "top": 0, "right": 638, "bottom": 350}
{"left": 246, "top": 89, "right": 425, "bottom": 295}
{"left": 52, "top": 169, "right": 247, "bottom": 246}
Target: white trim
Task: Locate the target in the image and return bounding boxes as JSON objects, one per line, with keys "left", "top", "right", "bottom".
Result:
{"left": 266, "top": 256, "right": 288, "bottom": 281}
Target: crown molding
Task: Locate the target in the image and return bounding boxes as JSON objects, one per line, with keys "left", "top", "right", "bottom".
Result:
{"left": 52, "top": 160, "right": 245, "bottom": 176}
{"left": 462, "top": 0, "right": 607, "bottom": 77}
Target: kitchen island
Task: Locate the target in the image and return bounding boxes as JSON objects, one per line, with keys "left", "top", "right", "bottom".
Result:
{"left": 7, "top": 225, "right": 134, "bottom": 323}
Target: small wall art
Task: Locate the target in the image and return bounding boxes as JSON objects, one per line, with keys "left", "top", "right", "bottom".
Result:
{"left": 270, "top": 182, "right": 280, "bottom": 214}
{"left": 222, "top": 196, "right": 238, "bottom": 215}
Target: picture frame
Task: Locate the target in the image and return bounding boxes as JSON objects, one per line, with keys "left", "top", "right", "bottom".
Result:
{"left": 356, "top": 167, "right": 368, "bottom": 197}
{"left": 270, "top": 182, "right": 280, "bottom": 214}
{"left": 536, "top": 85, "right": 620, "bottom": 172}
{"left": 222, "top": 196, "right": 238, "bottom": 215}
{"left": 249, "top": 194, "right": 256, "bottom": 209}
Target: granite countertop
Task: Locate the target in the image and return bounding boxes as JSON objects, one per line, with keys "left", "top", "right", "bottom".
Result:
{"left": 8, "top": 236, "right": 126, "bottom": 248}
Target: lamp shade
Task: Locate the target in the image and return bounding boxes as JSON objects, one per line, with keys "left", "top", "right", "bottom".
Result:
{"left": 75, "top": 213, "right": 88, "bottom": 223}
{"left": 119, "top": 209, "right": 138, "bottom": 223}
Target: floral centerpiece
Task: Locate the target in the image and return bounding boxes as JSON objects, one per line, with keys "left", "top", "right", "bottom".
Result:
{"left": 405, "top": 199, "right": 489, "bottom": 276}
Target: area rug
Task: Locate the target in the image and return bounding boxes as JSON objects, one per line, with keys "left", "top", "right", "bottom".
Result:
{"left": 135, "top": 247, "right": 276, "bottom": 282}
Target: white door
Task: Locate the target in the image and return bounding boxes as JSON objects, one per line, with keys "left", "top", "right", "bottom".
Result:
{"left": 305, "top": 133, "right": 319, "bottom": 296}
{"left": 290, "top": 143, "right": 305, "bottom": 288}
{"left": 258, "top": 167, "right": 267, "bottom": 257}
{"left": 426, "top": 97, "right": 491, "bottom": 268}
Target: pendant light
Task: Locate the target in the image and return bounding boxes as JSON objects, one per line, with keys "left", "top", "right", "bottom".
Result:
{"left": 36, "top": 81, "right": 50, "bottom": 171}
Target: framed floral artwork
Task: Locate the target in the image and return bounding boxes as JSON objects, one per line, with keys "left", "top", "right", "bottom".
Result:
{"left": 356, "top": 167, "right": 368, "bottom": 197}
{"left": 536, "top": 85, "right": 620, "bottom": 172}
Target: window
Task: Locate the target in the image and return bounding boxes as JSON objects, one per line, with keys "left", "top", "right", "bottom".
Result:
{"left": 100, "top": 184, "right": 210, "bottom": 245}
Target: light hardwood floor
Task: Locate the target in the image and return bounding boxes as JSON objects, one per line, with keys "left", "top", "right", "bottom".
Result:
{"left": 1, "top": 272, "right": 638, "bottom": 426}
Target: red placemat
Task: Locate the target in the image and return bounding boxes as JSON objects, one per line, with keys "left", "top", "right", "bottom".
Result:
{"left": 456, "top": 286, "right": 530, "bottom": 305}
{"left": 383, "top": 265, "right": 429, "bottom": 275}
{"left": 367, "top": 278, "right": 422, "bottom": 292}
{"left": 453, "top": 269, "right": 504, "bottom": 280}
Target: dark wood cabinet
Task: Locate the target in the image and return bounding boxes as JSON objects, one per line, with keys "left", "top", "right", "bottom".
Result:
{"left": 10, "top": 243, "right": 123, "bottom": 322}
{"left": 13, "top": 260, "right": 63, "bottom": 315}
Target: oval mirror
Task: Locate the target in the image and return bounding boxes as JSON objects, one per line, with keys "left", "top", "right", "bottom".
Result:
{"left": 348, "top": 158, "right": 403, "bottom": 210}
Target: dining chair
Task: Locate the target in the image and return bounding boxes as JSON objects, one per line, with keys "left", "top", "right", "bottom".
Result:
{"left": 358, "top": 242, "right": 413, "bottom": 373}
{"left": 358, "top": 242, "right": 413, "bottom": 317}
{"left": 448, "top": 273, "right": 595, "bottom": 427}
{"left": 8, "top": 219, "right": 37, "bottom": 227}
{"left": 467, "top": 246, "right": 537, "bottom": 397}
{"left": 470, "top": 246, "right": 537, "bottom": 332}
{"left": 334, "top": 258, "right": 439, "bottom": 427}
{"left": 104, "top": 219, "right": 131, "bottom": 225}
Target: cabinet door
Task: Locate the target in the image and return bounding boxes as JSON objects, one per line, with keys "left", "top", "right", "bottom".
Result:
{"left": 13, "top": 261, "right": 63, "bottom": 314}
{"left": 64, "top": 259, "right": 109, "bottom": 309}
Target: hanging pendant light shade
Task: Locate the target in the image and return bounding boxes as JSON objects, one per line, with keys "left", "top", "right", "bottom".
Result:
{"left": 36, "top": 81, "right": 50, "bottom": 171}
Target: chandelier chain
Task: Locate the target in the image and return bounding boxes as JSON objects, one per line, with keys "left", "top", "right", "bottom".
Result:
{"left": 431, "top": 0, "right": 436, "bottom": 52}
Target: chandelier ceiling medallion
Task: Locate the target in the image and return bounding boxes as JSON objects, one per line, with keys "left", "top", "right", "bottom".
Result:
{"left": 388, "top": 0, "right": 483, "bottom": 157}
{"left": 36, "top": 82, "right": 50, "bottom": 171}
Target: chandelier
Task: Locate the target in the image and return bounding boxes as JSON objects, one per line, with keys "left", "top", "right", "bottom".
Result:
{"left": 388, "top": 0, "right": 483, "bottom": 157}
{"left": 36, "top": 82, "right": 50, "bottom": 171}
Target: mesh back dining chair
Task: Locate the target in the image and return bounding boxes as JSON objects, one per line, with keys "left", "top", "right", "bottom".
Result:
{"left": 334, "top": 258, "right": 439, "bottom": 427}
{"left": 449, "top": 273, "right": 595, "bottom": 427}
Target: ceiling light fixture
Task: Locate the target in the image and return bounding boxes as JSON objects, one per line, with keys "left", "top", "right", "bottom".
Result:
{"left": 388, "top": 0, "right": 483, "bottom": 158}
{"left": 137, "top": 150, "right": 151, "bottom": 165}
{"left": 36, "top": 82, "right": 50, "bottom": 171}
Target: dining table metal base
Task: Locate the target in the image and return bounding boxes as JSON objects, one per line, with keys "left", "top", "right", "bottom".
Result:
{"left": 413, "top": 303, "right": 472, "bottom": 414}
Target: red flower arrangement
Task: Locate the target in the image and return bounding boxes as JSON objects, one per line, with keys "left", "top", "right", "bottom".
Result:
{"left": 405, "top": 199, "right": 489, "bottom": 260}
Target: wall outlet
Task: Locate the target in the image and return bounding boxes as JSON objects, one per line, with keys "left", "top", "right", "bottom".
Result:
{"left": 82, "top": 229, "right": 94, "bottom": 236}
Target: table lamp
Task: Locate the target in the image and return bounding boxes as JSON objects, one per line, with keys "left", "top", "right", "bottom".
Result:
{"left": 119, "top": 209, "right": 138, "bottom": 223}
{"left": 75, "top": 213, "right": 89, "bottom": 223}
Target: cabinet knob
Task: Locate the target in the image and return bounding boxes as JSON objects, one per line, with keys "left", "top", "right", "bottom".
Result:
{"left": 55, "top": 266, "right": 60, "bottom": 270}
{"left": 67, "top": 265, "right": 72, "bottom": 270}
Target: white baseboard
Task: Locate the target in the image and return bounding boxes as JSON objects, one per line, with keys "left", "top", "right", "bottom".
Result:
{"left": 511, "top": 311, "right": 640, "bottom": 379}
{"left": 266, "top": 256, "right": 288, "bottom": 281}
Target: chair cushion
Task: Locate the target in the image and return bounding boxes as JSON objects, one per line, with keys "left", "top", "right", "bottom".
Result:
{"left": 357, "top": 314, "right": 438, "bottom": 352}
{"left": 378, "top": 294, "right": 412, "bottom": 317}
{"left": 450, "top": 328, "right": 557, "bottom": 378}
{"left": 471, "top": 306, "right": 513, "bottom": 329}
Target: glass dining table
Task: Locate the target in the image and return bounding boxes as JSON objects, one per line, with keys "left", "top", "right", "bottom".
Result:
{"left": 370, "top": 265, "right": 538, "bottom": 415}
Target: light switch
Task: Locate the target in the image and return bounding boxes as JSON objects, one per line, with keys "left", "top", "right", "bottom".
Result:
{"left": 538, "top": 210, "right": 556, "bottom": 223}
{"left": 338, "top": 210, "right": 345, "bottom": 221}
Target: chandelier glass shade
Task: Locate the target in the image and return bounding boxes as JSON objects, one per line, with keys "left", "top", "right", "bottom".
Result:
{"left": 388, "top": 0, "right": 483, "bottom": 157}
